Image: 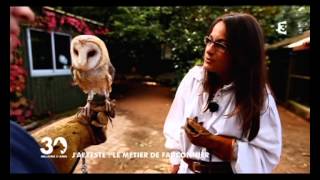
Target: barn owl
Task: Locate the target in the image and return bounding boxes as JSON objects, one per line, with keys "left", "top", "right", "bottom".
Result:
{"left": 70, "top": 35, "right": 115, "bottom": 117}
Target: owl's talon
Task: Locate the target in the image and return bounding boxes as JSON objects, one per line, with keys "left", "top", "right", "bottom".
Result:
{"left": 105, "top": 100, "right": 111, "bottom": 113}
{"left": 97, "top": 111, "right": 109, "bottom": 126}
{"left": 91, "top": 120, "right": 104, "bottom": 128}
{"left": 78, "top": 107, "right": 85, "bottom": 116}
{"left": 79, "top": 103, "right": 91, "bottom": 118}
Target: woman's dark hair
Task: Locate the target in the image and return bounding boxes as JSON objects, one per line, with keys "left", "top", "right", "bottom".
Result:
{"left": 203, "top": 13, "right": 269, "bottom": 141}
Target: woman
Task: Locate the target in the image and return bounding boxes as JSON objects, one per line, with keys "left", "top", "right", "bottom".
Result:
{"left": 163, "top": 13, "right": 282, "bottom": 173}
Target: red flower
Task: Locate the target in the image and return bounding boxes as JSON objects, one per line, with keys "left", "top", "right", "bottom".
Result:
{"left": 11, "top": 109, "right": 23, "bottom": 116}
{"left": 44, "top": 10, "right": 57, "bottom": 30}
{"left": 25, "top": 110, "right": 32, "bottom": 118}
{"left": 10, "top": 59, "right": 28, "bottom": 94}
{"left": 11, "top": 35, "right": 21, "bottom": 49}
{"left": 60, "top": 16, "right": 66, "bottom": 26}
{"left": 17, "top": 116, "right": 26, "bottom": 124}
{"left": 94, "top": 27, "right": 109, "bottom": 35}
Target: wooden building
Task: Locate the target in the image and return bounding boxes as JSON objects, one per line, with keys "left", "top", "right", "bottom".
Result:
{"left": 267, "top": 31, "right": 310, "bottom": 120}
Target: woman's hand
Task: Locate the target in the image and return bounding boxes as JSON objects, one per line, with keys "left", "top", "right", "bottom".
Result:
{"left": 184, "top": 117, "right": 236, "bottom": 161}
{"left": 183, "top": 117, "right": 212, "bottom": 147}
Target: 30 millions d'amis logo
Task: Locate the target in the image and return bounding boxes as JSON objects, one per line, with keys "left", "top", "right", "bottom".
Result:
{"left": 40, "top": 137, "right": 68, "bottom": 158}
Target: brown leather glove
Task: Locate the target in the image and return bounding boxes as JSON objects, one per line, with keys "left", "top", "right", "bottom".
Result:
{"left": 32, "top": 100, "right": 116, "bottom": 173}
{"left": 184, "top": 117, "right": 236, "bottom": 161}
{"left": 77, "top": 99, "right": 116, "bottom": 144}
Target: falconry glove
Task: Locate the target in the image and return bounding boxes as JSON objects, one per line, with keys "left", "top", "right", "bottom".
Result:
{"left": 32, "top": 100, "right": 116, "bottom": 173}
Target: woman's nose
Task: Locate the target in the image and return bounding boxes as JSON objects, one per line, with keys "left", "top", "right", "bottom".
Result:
{"left": 206, "top": 43, "right": 216, "bottom": 54}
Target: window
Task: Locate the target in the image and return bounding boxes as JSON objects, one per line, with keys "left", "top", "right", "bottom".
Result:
{"left": 27, "top": 28, "right": 72, "bottom": 77}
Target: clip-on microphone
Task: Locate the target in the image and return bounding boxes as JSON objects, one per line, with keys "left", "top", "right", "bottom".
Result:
{"left": 208, "top": 101, "right": 219, "bottom": 112}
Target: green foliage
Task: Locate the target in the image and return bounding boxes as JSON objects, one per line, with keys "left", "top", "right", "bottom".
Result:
{"left": 107, "top": 7, "right": 164, "bottom": 42}
{"left": 62, "top": 6, "right": 309, "bottom": 87}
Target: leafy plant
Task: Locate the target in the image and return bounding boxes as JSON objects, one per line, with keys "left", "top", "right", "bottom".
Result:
{"left": 10, "top": 43, "right": 33, "bottom": 125}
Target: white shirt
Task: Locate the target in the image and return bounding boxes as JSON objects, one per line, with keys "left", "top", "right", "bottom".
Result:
{"left": 163, "top": 66, "right": 282, "bottom": 173}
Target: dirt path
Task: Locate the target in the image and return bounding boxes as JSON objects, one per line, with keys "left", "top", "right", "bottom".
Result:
{"left": 72, "top": 82, "right": 309, "bottom": 173}
{"left": 273, "top": 106, "right": 310, "bottom": 173}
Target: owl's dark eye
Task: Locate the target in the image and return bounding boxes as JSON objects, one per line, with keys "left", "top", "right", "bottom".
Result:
{"left": 87, "top": 50, "right": 97, "bottom": 58}
{"left": 73, "top": 48, "right": 78, "bottom": 56}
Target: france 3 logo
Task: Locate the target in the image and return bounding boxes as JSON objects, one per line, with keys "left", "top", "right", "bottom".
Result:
{"left": 276, "top": 21, "right": 287, "bottom": 35}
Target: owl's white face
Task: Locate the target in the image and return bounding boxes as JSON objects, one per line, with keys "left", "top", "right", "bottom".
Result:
{"left": 70, "top": 36, "right": 102, "bottom": 71}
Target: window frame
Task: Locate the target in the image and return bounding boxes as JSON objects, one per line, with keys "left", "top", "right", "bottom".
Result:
{"left": 26, "top": 28, "right": 72, "bottom": 77}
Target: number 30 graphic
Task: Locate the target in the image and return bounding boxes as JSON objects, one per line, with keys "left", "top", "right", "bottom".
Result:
{"left": 40, "top": 137, "right": 67, "bottom": 155}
